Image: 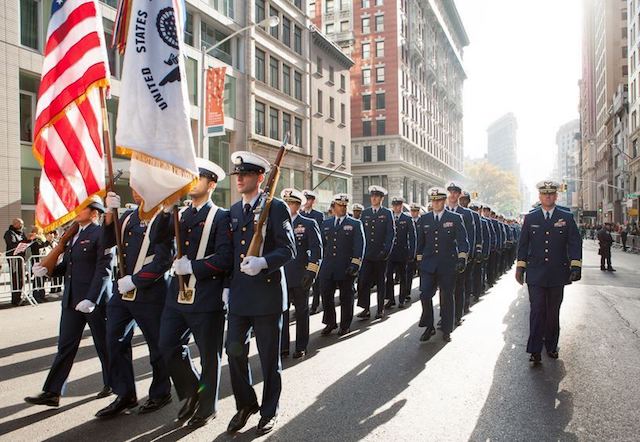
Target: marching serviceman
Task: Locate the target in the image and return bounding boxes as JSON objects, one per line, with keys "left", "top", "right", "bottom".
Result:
{"left": 445, "top": 183, "right": 475, "bottom": 324}
{"left": 351, "top": 203, "right": 364, "bottom": 220}
{"left": 300, "top": 189, "right": 325, "bottom": 315}
{"left": 516, "top": 180, "right": 582, "bottom": 364}
{"left": 225, "top": 151, "right": 296, "bottom": 436}
{"left": 26, "top": 196, "right": 113, "bottom": 407}
{"left": 405, "top": 203, "right": 422, "bottom": 303}
{"left": 156, "top": 159, "right": 233, "bottom": 428}
{"left": 95, "top": 189, "right": 173, "bottom": 418}
{"left": 459, "top": 191, "right": 483, "bottom": 305}
{"left": 481, "top": 205, "right": 497, "bottom": 289}
{"left": 416, "top": 188, "right": 469, "bottom": 343}
{"left": 385, "top": 197, "right": 416, "bottom": 309}
{"left": 280, "top": 188, "right": 322, "bottom": 359}
{"left": 356, "top": 185, "right": 396, "bottom": 320}
{"left": 319, "top": 194, "right": 365, "bottom": 335}
{"left": 469, "top": 202, "right": 491, "bottom": 298}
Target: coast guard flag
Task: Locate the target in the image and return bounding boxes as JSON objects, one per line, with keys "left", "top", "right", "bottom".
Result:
{"left": 32, "top": 0, "right": 110, "bottom": 230}
{"left": 116, "top": 0, "right": 197, "bottom": 217}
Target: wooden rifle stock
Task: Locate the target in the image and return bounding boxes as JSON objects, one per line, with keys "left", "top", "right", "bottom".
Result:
{"left": 247, "top": 133, "right": 289, "bottom": 257}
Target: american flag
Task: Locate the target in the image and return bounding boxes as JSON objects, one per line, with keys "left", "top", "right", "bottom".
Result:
{"left": 32, "top": 0, "right": 110, "bottom": 230}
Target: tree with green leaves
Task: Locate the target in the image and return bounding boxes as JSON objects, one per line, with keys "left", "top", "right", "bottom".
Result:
{"left": 463, "top": 160, "right": 522, "bottom": 216}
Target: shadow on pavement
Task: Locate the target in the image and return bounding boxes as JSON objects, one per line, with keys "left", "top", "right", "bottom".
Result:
{"left": 470, "top": 286, "right": 577, "bottom": 441}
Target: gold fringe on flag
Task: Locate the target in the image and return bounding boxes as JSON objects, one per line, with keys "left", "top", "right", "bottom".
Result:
{"left": 36, "top": 189, "right": 107, "bottom": 232}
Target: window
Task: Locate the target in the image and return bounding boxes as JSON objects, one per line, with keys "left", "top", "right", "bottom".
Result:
{"left": 283, "top": 17, "right": 291, "bottom": 46}
{"left": 375, "top": 15, "right": 384, "bottom": 32}
{"left": 326, "top": 0, "right": 334, "bottom": 12}
{"left": 362, "top": 69, "right": 371, "bottom": 85}
{"left": 20, "top": 0, "right": 43, "bottom": 50}
{"left": 224, "top": 75, "right": 237, "bottom": 118}
{"left": 376, "top": 92, "right": 385, "bottom": 109}
{"left": 341, "top": 145, "right": 346, "bottom": 164}
{"left": 376, "top": 40, "right": 384, "bottom": 57}
{"left": 255, "top": 48, "right": 265, "bottom": 82}
{"left": 201, "top": 23, "right": 232, "bottom": 65}
{"left": 269, "top": 7, "right": 279, "bottom": 38}
{"left": 330, "top": 141, "right": 336, "bottom": 163}
{"left": 317, "top": 90, "right": 323, "bottom": 114}
{"left": 376, "top": 119, "right": 386, "bottom": 135}
{"left": 363, "top": 94, "right": 371, "bottom": 110}
{"left": 375, "top": 0, "right": 383, "bottom": 5}
{"left": 283, "top": 112, "right": 292, "bottom": 138}
{"left": 340, "top": 20, "right": 349, "bottom": 32}
{"left": 329, "top": 97, "right": 335, "bottom": 120}
{"left": 340, "top": 103, "right": 346, "bottom": 125}
{"left": 19, "top": 91, "right": 35, "bottom": 142}
{"left": 326, "top": 23, "right": 334, "bottom": 34}
{"left": 184, "top": 12, "right": 194, "bottom": 46}
{"left": 376, "top": 66, "right": 385, "bottom": 83}
{"left": 363, "top": 145, "right": 372, "bottom": 162}
{"left": 294, "top": 71, "right": 302, "bottom": 100}
{"left": 317, "top": 56, "right": 323, "bottom": 75}
{"left": 294, "top": 26, "right": 302, "bottom": 54}
{"left": 185, "top": 57, "right": 198, "bottom": 105}
{"left": 362, "top": 42, "right": 371, "bottom": 58}
{"left": 362, "top": 0, "right": 370, "bottom": 7}
{"left": 255, "top": 101, "right": 266, "bottom": 135}
{"left": 362, "top": 17, "right": 371, "bottom": 34}
{"left": 255, "top": 0, "right": 265, "bottom": 23}
{"left": 103, "top": 19, "right": 122, "bottom": 79}
{"left": 329, "top": 66, "right": 335, "bottom": 83}
{"left": 294, "top": 117, "right": 303, "bottom": 147}
{"left": 318, "top": 136, "right": 324, "bottom": 159}
{"left": 270, "top": 108, "right": 279, "bottom": 139}
{"left": 340, "top": 74, "right": 346, "bottom": 91}
{"left": 363, "top": 120, "right": 372, "bottom": 136}
{"left": 340, "top": 0, "right": 349, "bottom": 10}
{"left": 270, "top": 57, "right": 279, "bottom": 89}
{"left": 377, "top": 145, "right": 386, "bottom": 161}
{"left": 283, "top": 64, "right": 291, "bottom": 95}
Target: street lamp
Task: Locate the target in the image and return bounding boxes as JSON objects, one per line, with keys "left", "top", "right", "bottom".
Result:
{"left": 199, "top": 16, "right": 280, "bottom": 156}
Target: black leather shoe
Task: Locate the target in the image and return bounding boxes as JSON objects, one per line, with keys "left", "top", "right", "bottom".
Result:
{"left": 24, "top": 391, "right": 60, "bottom": 407}
{"left": 547, "top": 350, "right": 559, "bottom": 359}
{"left": 356, "top": 309, "right": 370, "bottom": 319}
{"left": 280, "top": 349, "right": 290, "bottom": 358}
{"left": 607, "top": 267, "right": 616, "bottom": 272}
{"left": 95, "top": 395, "right": 138, "bottom": 418}
{"left": 95, "top": 386, "right": 112, "bottom": 399}
{"left": 177, "top": 394, "right": 199, "bottom": 421}
{"left": 419, "top": 328, "right": 436, "bottom": 342}
{"left": 529, "top": 353, "right": 542, "bottom": 364}
{"left": 309, "top": 306, "right": 319, "bottom": 315}
{"left": 256, "top": 415, "right": 278, "bottom": 436}
{"left": 442, "top": 334, "right": 452, "bottom": 342}
{"left": 455, "top": 318, "right": 464, "bottom": 327}
{"left": 600, "top": 267, "right": 607, "bottom": 271}
{"left": 292, "top": 350, "right": 306, "bottom": 359}
{"left": 138, "top": 394, "right": 172, "bottom": 414}
{"left": 374, "top": 310, "right": 385, "bottom": 320}
{"left": 397, "top": 303, "right": 406, "bottom": 309}
{"left": 384, "top": 300, "right": 395, "bottom": 309}
{"left": 188, "top": 411, "right": 215, "bottom": 428}
{"left": 321, "top": 324, "right": 337, "bottom": 336}
{"left": 227, "top": 403, "right": 260, "bottom": 433}
{"left": 338, "top": 328, "right": 351, "bottom": 336}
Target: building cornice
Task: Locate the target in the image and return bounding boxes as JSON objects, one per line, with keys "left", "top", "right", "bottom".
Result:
{"left": 309, "top": 25, "right": 355, "bottom": 69}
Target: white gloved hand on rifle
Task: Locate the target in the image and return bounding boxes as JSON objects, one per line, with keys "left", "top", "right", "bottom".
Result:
{"left": 105, "top": 191, "right": 121, "bottom": 210}
{"left": 240, "top": 256, "right": 268, "bottom": 277}
{"left": 117, "top": 275, "right": 136, "bottom": 294}
{"left": 173, "top": 256, "right": 193, "bottom": 275}
{"left": 32, "top": 263, "right": 48, "bottom": 278}
{"left": 75, "top": 299, "right": 96, "bottom": 314}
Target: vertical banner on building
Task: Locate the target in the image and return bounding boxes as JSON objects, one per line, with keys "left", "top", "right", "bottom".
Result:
{"left": 206, "top": 66, "right": 226, "bottom": 136}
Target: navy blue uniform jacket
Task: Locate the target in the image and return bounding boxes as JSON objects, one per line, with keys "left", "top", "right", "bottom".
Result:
{"left": 318, "top": 216, "right": 365, "bottom": 281}
{"left": 389, "top": 212, "right": 416, "bottom": 262}
{"left": 416, "top": 211, "right": 469, "bottom": 274}
{"left": 360, "top": 206, "right": 395, "bottom": 261}
{"left": 448, "top": 206, "right": 476, "bottom": 258}
{"left": 299, "top": 209, "right": 324, "bottom": 234}
{"left": 285, "top": 215, "right": 322, "bottom": 288}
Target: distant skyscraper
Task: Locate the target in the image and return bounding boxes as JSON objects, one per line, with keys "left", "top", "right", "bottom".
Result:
{"left": 487, "top": 113, "right": 519, "bottom": 177}
{"left": 555, "top": 119, "right": 581, "bottom": 210}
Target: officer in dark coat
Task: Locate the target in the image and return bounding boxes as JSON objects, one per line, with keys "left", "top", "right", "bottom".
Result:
{"left": 300, "top": 189, "right": 325, "bottom": 315}
{"left": 280, "top": 188, "right": 322, "bottom": 359}
{"left": 445, "top": 182, "right": 476, "bottom": 324}
{"left": 157, "top": 159, "right": 233, "bottom": 428}
{"left": 516, "top": 180, "right": 582, "bottom": 364}
{"left": 26, "top": 196, "right": 113, "bottom": 407}
{"left": 352, "top": 203, "right": 364, "bottom": 220}
{"left": 487, "top": 209, "right": 503, "bottom": 285}
{"left": 405, "top": 203, "right": 422, "bottom": 303}
{"left": 385, "top": 197, "right": 416, "bottom": 308}
{"left": 319, "top": 193, "right": 365, "bottom": 336}
{"left": 94, "top": 189, "right": 173, "bottom": 418}
{"left": 416, "top": 187, "right": 469, "bottom": 343}
{"left": 481, "top": 205, "right": 497, "bottom": 288}
{"left": 4, "top": 218, "right": 26, "bottom": 305}
{"left": 225, "top": 151, "right": 296, "bottom": 436}
{"left": 469, "top": 202, "right": 491, "bottom": 298}
{"left": 459, "top": 191, "right": 483, "bottom": 304}
{"left": 356, "top": 185, "right": 396, "bottom": 320}
{"left": 597, "top": 224, "right": 615, "bottom": 271}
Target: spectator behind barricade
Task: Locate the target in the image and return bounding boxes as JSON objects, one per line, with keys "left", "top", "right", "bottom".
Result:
{"left": 621, "top": 223, "right": 630, "bottom": 252}
{"left": 27, "top": 226, "right": 50, "bottom": 303}
{"left": 4, "top": 218, "right": 27, "bottom": 305}
{"left": 46, "top": 230, "right": 63, "bottom": 294}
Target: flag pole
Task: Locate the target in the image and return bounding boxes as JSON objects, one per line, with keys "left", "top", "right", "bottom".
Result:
{"left": 172, "top": 206, "right": 188, "bottom": 300}
{"left": 99, "top": 88, "right": 126, "bottom": 280}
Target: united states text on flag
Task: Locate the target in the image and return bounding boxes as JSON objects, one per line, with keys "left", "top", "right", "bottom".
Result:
{"left": 32, "top": 0, "right": 110, "bottom": 230}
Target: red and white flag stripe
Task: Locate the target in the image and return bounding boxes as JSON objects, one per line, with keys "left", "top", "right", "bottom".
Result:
{"left": 33, "top": 0, "right": 110, "bottom": 230}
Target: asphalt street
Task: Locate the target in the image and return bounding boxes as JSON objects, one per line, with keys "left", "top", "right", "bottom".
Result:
{"left": 1, "top": 241, "right": 639, "bottom": 441}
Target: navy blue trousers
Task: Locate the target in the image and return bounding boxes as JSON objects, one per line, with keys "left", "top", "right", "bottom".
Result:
{"left": 526, "top": 285, "right": 564, "bottom": 354}
{"left": 321, "top": 277, "right": 355, "bottom": 330}
{"left": 419, "top": 270, "right": 455, "bottom": 334}
{"left": 357, "top": 259, "right": 388, "bottom": 314}
{"left": 282, "top": 286, "right": 310, "bottom": 353}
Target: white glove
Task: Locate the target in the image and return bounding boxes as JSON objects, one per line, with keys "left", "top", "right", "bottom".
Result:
{"left": 222, "top": 287, "right": 229, "bottom": 306}
{"left": 105, "top": 191, "right": 121, "bottom": 210}
{"left": 75, "top": 299, "right": 96, "bottom": 314}
{"left": 162, "top": 203, "right": 176, "bottom": 214}
{"left": 173, "top": 256, "right": 193, "bottom": 275}
{"left": 117, "top": 275, "right": 136, "bottom": 294}
{"left": 32, "top": 263, "right": 48, "bottom": 277}
{"left": 240, "top": 256, "right": 268, "bottom": 277}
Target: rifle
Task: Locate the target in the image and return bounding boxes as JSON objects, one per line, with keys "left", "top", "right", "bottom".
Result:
{"left": 39, "top": 170, "right": 123, "bottom": 276}
{"left": 247, "top": 132, "right": 290, "bottom": 257}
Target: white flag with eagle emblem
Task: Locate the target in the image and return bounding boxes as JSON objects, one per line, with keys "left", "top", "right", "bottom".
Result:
{"left": 115, "top": 0, "right": 197, "bottom": 217}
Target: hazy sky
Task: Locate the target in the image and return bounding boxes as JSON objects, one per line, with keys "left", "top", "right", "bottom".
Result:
{"left": 456, "top": 0, "right": 582, "bottom": 201}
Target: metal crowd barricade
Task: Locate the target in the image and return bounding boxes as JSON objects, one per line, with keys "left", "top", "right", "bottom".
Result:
{"left": 0, "top": 255, "right": 37, "bottom": 305}
{"left": 610, "top": 233, "right": 640, "bottom": 253}
{"left": 26, "top": 254, "right": 64, "bottom": 302}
